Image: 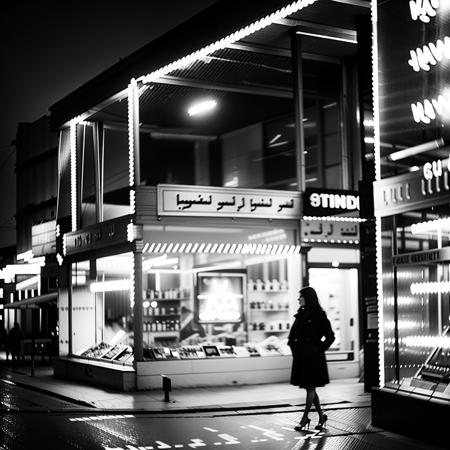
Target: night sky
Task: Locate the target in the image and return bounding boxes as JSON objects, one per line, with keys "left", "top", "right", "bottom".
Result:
{"left": 0, "top": 0, "right": 217, "bottom": 249}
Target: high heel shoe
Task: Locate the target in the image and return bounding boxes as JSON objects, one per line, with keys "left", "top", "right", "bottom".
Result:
{"left": 315, "top": 414, "right": 328, "bottom": 431}
{"left": 294, "top": 418, "right": 311, "bottom": 431}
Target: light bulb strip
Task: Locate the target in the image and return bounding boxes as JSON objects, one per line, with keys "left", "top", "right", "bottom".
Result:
{"left": 302, "top": 216, "right": 366, "bottom": 223}
{"left": 140, "top": 0, "right": 318, "bottom": 85}
{"left": 70, "top": 119, "right": 77, "bottom": 232}
{"left": 302, "top": 238, "right": 359, "bottom": 245}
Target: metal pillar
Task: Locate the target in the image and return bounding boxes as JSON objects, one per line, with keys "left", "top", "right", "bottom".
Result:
{"left": 133, "top": 247, "right": 144, "bottom": 362}
{"left": 291, "top": 30, "right": 306, "bottom": 193}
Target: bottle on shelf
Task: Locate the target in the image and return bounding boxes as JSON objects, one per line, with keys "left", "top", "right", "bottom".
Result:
{"left": 256, "top": 279, "right": 264, "bottom": 291}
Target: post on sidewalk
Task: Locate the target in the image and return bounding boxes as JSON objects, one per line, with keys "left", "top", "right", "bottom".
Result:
{"left": 162, "top": 374, "right": 172, "bottom": 402}
{"left": 31, "top": 336, "right": 35, "bottom": 377}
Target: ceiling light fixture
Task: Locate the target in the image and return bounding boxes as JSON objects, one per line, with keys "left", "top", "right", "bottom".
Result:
{"left": 187, "top": 99, "right": 217, "bottom": 117}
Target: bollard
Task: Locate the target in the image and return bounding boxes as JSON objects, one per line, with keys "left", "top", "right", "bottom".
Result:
{"left": 162, "top": 374, "right": 172, "bottom": 402}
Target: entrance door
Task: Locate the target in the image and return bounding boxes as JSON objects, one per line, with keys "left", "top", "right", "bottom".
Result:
{"left": 308, "top": 267, "right": 359, "bottom": 360}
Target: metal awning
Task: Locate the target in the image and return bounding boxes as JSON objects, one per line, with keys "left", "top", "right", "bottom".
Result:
{"left": 4, "top": 292, "right": 57, "bottom": 309}
{"left": 49, "top": 0, "right": 370, "bottom": 129}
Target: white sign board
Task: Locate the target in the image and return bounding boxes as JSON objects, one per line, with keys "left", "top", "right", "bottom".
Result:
{"left": 157, "top": 184, "right": 301, "bottom": 219}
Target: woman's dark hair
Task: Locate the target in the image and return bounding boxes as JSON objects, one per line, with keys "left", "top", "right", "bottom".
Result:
{"left": 300, "top": 286, "right": 323, "bottom": 311}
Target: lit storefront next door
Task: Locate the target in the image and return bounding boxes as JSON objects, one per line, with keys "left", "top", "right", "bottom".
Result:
{"left": 309, "top": 267, "right": 359, "bottom": 365}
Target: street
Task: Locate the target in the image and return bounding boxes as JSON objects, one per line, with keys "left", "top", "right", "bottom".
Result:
{"left": 0, "top": 378, "right": 441, "bottom": 450}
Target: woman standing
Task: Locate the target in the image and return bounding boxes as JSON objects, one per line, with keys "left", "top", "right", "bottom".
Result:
{"left": 288, "top": 286, "right": 335, "bottom": 432}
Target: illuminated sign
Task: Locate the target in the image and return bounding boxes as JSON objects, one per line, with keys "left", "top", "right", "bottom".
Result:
{"left": 409, "top": 0, "right": 439, "bottom": 23}
{"left": 377, "top": 1, "right": 450, "bottom": 177}
{"left": 155, "top": 184, "right": 300, "bottom": 219}
{"left": 303, "top": 188, "right": 359, "bottom": 216}
{"left": 301, "top": 218, "right": 359, "bottom": 245}
{"left": 64, "top": 215, "right": 141, "bottom": 257}
{"left": 373, "top": 156, "right": 450, "bottom": 216}
{"left": 392, "top": 247, "right": 450, "bottom": 266}
{"left": 408, "top": 37, "right": 450, "bottom": 72}
{"left": 196, "top": 272, "right": 245, "bottom": 324}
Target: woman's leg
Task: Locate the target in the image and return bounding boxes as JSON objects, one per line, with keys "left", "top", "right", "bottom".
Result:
{"left": 300, "top": 388, "right": 316, "bottom": 423}
{"left": 313, "top": 391, "right": 323, "bottom": 420}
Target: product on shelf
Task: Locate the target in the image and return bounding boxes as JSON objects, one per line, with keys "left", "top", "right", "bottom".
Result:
{"left": 79, "top": 341, "right": 110, "bottom": 359}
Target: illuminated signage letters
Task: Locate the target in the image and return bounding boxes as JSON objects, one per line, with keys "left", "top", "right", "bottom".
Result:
{"left": 409, "top": 0, "right": 439, "bottom": 23}
{"left": 156, "top": 184, "right": 300, "bottom": 219}
{"left": 303, "top": 188, "right": 359, "bottom": 216}
{"left": 309, "top": 192, "right": 359, "bottom": 210}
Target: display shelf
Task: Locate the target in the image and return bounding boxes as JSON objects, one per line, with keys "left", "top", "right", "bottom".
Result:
{"left": 248, "top": 290, "right": 289, "bottom": 293}
{"left": 249, "top": 308, "right": 289, "bottom": 312}
{"left": 145, "top": 298, "right": 189, "bottom": 302}
{"left": 144, "top": 314, "right": 180, "bottom": 318}
{"left": 145, "top": 331, "right": 179, "bottom": 337}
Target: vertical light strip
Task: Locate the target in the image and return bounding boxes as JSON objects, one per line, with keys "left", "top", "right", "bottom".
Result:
{"left": 128, "top": 79, "right": 137, "bottom": 215}
{"left": 372, "top": 0, "right": 385, "bottom": 387}
{"left": 70, "top": 119, "right": 77, "bottom": 231}
{"left": 372, "top": 0, "right": 380, "bottom": 183}
{"left": 130, "top": 253, "right": 135, "bottom": 309}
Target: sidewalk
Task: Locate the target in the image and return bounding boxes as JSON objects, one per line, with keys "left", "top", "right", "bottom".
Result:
{"left": 0, "top": 357, "right": 370, "bottom": 412}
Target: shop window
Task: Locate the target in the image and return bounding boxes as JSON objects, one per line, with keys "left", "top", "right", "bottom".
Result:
{"left": 382, "top": 210, "right": 450, "bottom": 389}
{"left": 262, "top": 115, "right": 297, "bottom": 190}
{"left": 70, "top": 254, "right": 134, "bottom": 365}
{"left": 103, "top": 128, "right": 130, "bottom": 220}
{"left": 140, "top": 135, "right": 195, "bottom": 186}
{"left": 139, "top": 223, "right": 302, "bottom": 360}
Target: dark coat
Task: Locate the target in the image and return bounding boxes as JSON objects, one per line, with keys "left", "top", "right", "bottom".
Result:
{"left": 288, "top": 307, "right": 335, "bottom": 388}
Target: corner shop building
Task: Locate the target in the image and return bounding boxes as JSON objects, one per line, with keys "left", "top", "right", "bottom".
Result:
{"left": 50, "top": 0, "right": 371, "bottom": 391}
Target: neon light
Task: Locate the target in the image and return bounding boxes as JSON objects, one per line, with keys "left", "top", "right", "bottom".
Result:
{"left": 388, "top": 138, "right": 444, "bottom": 161}
{"left": 409, "top": 0, "right": 439, "bottom": 24}
{"left": 410, "top": 281, "right": 450, "bottom": 294}
{"left": 140, "top": 0, "right": 318, "bottom": 84}
{"left": 410, "top": 217, "right": 450, "bottom": 234}
{"left": 402, "top": 334, "right": 450, "bottom": 348}
{"left": 303, "top": 216, "right": 366, "bottom": 223}
{"left": 17, "top": 250, "right": 33, "bottom": 262}
{"left": 411, "top": 94, "right": 448, "bottom": 124}
{"left": 90, "top": 279, "right": 132, "bottom": 293}
{"left": 408, "top": 36, "right": 450, "bottom": 72}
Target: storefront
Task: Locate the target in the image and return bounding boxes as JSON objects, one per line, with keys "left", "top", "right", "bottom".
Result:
{"left": 50, "top": 0, "right": 371, "bottom": 390}
{"left": 371, "top": 1, "right": 450, "bottom": 445}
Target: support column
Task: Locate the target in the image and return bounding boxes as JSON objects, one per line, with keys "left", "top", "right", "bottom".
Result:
{"left": 133, "top": 245, "right": 144, "bottom": 362}
{"left": 292, "top": 30, "right": 307, "bottom": 285}
{"left": 291, "top": 30, "right": 306, "bottom": 193}
{"left": 93, "top": 121, "right": 104, "bottom": 223}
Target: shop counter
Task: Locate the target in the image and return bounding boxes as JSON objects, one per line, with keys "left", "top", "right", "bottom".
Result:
{"left": 135, "top": 351, "right": 359, "bottom": 390}
{"left": 54, "top": 356, "right": 136, "bottom": 391}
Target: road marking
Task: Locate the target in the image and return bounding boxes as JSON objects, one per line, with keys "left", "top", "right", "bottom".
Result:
{"left": 155, "top": 441, "right": 171, "bottom": 449}
{"left": 247, "top": 425, "right": 284, "bottom": 441}
{"left": 187, "top": 439, "right": 206, "bottom": 448}
{"left": 203, "top": 427, "right": 218, "bottom": 432}
{"left": 217, "top": 434, "right": 240, "bottom": 445}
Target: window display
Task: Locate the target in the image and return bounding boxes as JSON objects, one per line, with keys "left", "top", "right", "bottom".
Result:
{"left": 381, "top": 210, "right": 450, "bottom": 400}
{"left": 67, "top": 223, "right": 302, "bottom": 366}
